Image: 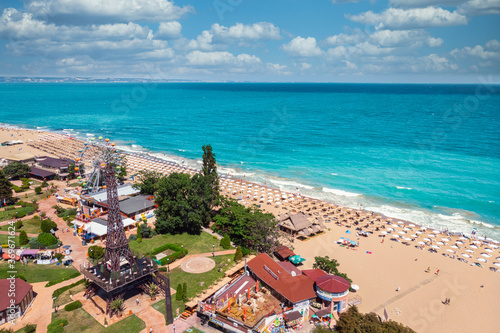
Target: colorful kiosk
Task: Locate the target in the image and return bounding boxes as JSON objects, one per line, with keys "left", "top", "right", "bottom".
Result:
{"left": 315, "top": 275, "right": 350, "bottom": 314}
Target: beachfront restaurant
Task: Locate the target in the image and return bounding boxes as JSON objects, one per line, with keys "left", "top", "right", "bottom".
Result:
{"left": 34, "top": 156, "right": 72, "bottom": 178}
{"left": 198, "top": 253, "right": 317, "bottom": 333}
{"left": 302, "top": 270, "right": 350, "bottom": 315}
{"left": 278, "top": 213, "right": 313, "bottom": 236}
{"left": 118, "top": 195, "right": 156, "bottom": 219}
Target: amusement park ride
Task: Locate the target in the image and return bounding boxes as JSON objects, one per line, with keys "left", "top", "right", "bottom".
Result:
{"left": 76, "top": 138, "right": 172, "bottom": 321}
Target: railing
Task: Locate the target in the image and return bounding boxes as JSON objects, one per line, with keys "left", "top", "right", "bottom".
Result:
{"left": 79, "top": 256, "right": 157, "bottom": 292}
{"left": 348, "top": 294, "right": 362, "bottom": 306}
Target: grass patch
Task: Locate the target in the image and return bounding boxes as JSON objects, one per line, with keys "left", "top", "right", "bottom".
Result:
{"left": 0, "top": 234, "right": 23, "bottom": 247}
{"left": 0, "top": 262, "right": 80, "bottom": 286}
{"left": 0, "top": 216, "right": 42, "bottom": 234}
{"left": 0, "top": 206, "right": 36, "bottom": 222}
{"left": 184, "top": 327, "right": 205, "bottom": 333}
{"left": 50, "top": 307, "right": 145, "bottom": 333}
{"left": 129, "top": 231, "right": 226, "bottom": 256}
{"left": 53, "top": 279, "right": 85, "bottom": 308}
{"left": 152, "top": 254, "right": 236, "bottom": 319}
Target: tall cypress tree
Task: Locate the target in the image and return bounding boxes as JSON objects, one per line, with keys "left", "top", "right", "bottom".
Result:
{"left": 200, "top": 145, "right": 220, "bottom": 223}
{"left": 0, "top": 170, "right": 13, "bottom": 205}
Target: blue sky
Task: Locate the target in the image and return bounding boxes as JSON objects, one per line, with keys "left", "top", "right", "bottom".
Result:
{"left": 0, "top": 0, "right": 499, "bottom": 82}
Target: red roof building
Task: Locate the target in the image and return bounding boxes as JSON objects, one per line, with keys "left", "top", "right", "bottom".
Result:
{"left": 0, "top": 278, "right": 34, "bottom": 325}
{"left": 247, "top": 253, "right": 316, "bottom": 305}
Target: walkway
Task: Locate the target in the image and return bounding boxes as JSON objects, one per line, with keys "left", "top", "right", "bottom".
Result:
{"left": 0, "top": 275, "right": 83, "bottom": 333}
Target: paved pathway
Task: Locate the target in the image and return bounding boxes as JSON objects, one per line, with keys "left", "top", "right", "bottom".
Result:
{"left": 0, "top": 275, "right": 83, "bottom": 333}
{"left": 0, "top": 230, "right": 38, "bottom": 237}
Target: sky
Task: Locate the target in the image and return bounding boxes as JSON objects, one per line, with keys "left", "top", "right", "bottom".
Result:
{"left": 0, "top": 0, "right": 499, "bottom": 82}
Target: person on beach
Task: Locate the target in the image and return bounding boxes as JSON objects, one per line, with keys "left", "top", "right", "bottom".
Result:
{"left": 426, "top": 267, "right": 430, "bottom": 273}
{"left": 436, "top": 269, "right": 440, "bottom": 275}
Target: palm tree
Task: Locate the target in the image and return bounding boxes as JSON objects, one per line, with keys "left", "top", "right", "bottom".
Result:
{"left": 110, "top": 298, "right": 124, "bottom": 317}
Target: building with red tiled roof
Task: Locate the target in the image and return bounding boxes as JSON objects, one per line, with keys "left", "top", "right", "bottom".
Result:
{"left": 0, "top": 278, "right": 34, "bottom": 325}
{"left": 247, "top": 253, "right": 316, "bottom": 305}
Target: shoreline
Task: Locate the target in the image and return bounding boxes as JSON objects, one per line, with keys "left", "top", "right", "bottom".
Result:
{"left": 1, "top": 122, "right": 497, "bottom": 243}
{"left": 2, "top": 125, "right": 500, "bottom": 332}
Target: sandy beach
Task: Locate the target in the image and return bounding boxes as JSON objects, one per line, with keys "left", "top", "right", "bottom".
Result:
{"left": 1, "top": 126, "right": 499, "bottom": 332}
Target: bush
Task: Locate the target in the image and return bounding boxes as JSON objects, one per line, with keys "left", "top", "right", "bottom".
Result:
{"left": 52, "top": 205, "right": 65, "bottom": 214}
{"left": 151, "top": 243, "right": 188, "bottom": 265}
{"left": 158, "top": 266, "right": 167, "bottom": 272}
{"left": 176, "top": 284, "right": 183, "bottom": 301}
{"left": 47, "top": 318, "right": 68, "bottom": 333}
{"left": 24, "top": 324, "right": 36, "bottom": 333}
{"left": 42, "top": 180, "right": 48, "bottom": 188}
{"left": 88, "top": 245, "right": 104, "bottom": 259}
{"left": 241, "top": 247, "right": 252, "bottom": 256}
{"left": 34, "top": 186, "right": 42, "bottom": 195}
{"left": 41, "top": 219, "right": 58, "bottom": 233}
{"left": 54, "top": 253, "right": 64, "bottom": 262}
{"left": 182, "top": 282, "right": 188, "bottom": 301}
{"left": 37, "top": 233, "right": 58, "bottom": 246}
{"left": 220, "top": 234, "right": 231, "bottom": 249}
{"left": 136, "top": 223, "right": 142, "bottom": 243}
{"left": 140, "top": 222, "right": 156, "bottom": 238}
{"left": 128, "top": 234, "right": 138, "bottom": 241}
{"left": 13, "top": 185, "right": 23, "bottom": 193}
{"left": 15, "top": 220, "right": 23, "bottom": 229}
{"left": 234, "top": 246, "right": 243, "bottom": 262}
{"left": 19, "top": 230, "right": 29, "bottom": 245}
{"left": 28, "top": 237, "right": 45, "bottom": 249}
{"left": 64, "top": 300, "right": 82, "bottom": 312}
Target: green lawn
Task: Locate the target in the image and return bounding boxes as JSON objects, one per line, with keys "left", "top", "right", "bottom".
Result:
{"left": 152, "top": 254, "right": 236, "bottom": 318}
{"left": 184, "top": 327, "right": 205, "bottom": 333}
{"left": 129, "top": 231, "right": 226, "bottom": 256}
{"left": 0, "top": 205, "right": 37, "bottom": 222}
{"left": 50, "top": 308, "right": 145, "bottom": 333}
{"left": 0, "top": 262, "right": 80, "bottom": 286}
{"left": 0, "top": 234, "right": 24, "bottom": 247}
{"left": 53, "top": 281, "right": 86, "bottom": 308}
{"left": 0, "top": 216, "right": 42, "bottom": 234}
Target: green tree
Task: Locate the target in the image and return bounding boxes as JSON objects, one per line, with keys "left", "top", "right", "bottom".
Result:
{"left": 335, "top": 306, "right": 416, "bottom": 333}
{"left": 88, "top": 245, "right": 105, "bottom": 260}
{"left": 68, "top": 161, "right": 76, "bottom": 179}
{"left": 34, "top": 186, "right": 42, "bottom": 195}
{"left": 182, "top": 282, "right": 188, "bottom": 301}
{"left": 37, "top": 232, "right": 58, "bottom": 246}
{"left": 0, "top": 170, "right": 14, "bottom": 205}
{"left": 220, "top": 234, "right": 231, "bottom": 249}
{"left": 234, "top": 246, "right": 243, "bottom": 262}
{"left": 136, "top": 223, "right": 143, "bottom": 243}
{"left": 212, "top": 198, "right": 283, "bottom": 254}
{"left": 19, "top": 230, "right": 29, "bottom": 245}
{"left": 133, "top": 170, "right": 163, "bottom": 195}
{"left": 41, "top": 219, "right": 57, "bottom": 233}
{"left": 2, "top": 162, "right": 30, "bottom": 179}
{"left": 117, "top": 163, "right": 127, "bottom": 180}
{"left": 154, "top": 173, "right": 203, "bottom": 235}
{"left": 201, "top": 144, "right": 220, "bottom": 208}
{"left": 176, "top": 283, "right": 183, "bottom": 301}
{"left": 313, "top": 256, "right": 352, "bottom": 284}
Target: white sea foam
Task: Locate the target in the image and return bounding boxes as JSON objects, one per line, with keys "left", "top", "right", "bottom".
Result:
{"left": 86, "top": 133, "right": 95, "bottom": 137}
{"left": 330, "top": 173, "right": 338, "bottom": 176}
{"left": 322, "top": 187, "right": 362, "bottom": 197}
{"left": 396, "top": 186, "right": 413, "bottom": 190}
{"left": 269, "top": 179, "right": 314, "bottom": 190}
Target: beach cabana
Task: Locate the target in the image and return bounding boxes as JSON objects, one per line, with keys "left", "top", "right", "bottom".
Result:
{"left": 289, "top": 255, "right": 306, "bottom": 265}
{"left": 279, "top": 212, "right": 312, "bottom": 236}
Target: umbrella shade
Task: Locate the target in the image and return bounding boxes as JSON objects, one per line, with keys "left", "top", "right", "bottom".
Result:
{"left": 381, "top": 231, "right": 388, "bottom": 235}
{"left": 477, "top": 258, "right": 487, "bottom": 262}
{"left": 418, "top": 241, "right": 425, "bottom": 245}
{"left": 451, "top": 245, "right": 459, "bottom": 249}
{"left": 289, "top": 255, "right": 305, "bottom": 264}
{"left": 432, "top": 245, "right": 440, "bottom": 249}
{"left": 351, "top": 284, "right": 359, "bottom": 291}
{"left": 346, "top": 230, "right": 351, "bottom": 234}
{"left": 481, "top": 253, "right": 491, "bottom": 258}
{"left": 485, "top": 249, "right": 493, "bottom": 253}
{"left": 63, "top": 245, "right": 71, "bottom": 249}
{"left": 424, "top": 238, "right": 431, "bottom": 241}
{"left": 494, "top": 262, "right": 500, "bottom": 267}
{"left": 462, "top": 253, "right": 471, "bottom": 258}
{"left": 446, "top": 249, "right": 455, "bottom": 253}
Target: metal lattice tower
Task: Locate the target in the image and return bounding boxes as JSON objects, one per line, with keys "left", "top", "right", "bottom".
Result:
{"left": 100, "top": 153, "right": 137, "bottom": 278}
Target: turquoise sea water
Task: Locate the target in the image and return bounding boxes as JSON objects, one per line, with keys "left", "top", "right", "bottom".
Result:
{"left": 1, "top": 83, "right": 499, "bottom": 239}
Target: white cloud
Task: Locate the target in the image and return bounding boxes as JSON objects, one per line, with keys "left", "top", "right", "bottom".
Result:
{"left": 458, "top": 0, "right": 500, "bottom": 16}
{"left": 156, "top": 21, "right": 182, "bottom": 40}
{"left": 427, "top": 37, "right": 444, "bottom": 47}
{"left": 325, "top": 32, "right": 364, "bottom": 46}
{"left": 282, "top": 37, "right": 323, "bottom": 57}
{"left": 265, "top": 63, "right": 291, "bottom": 75}
{"left": 26, "top": 0, "right": 193, "bottom": 24}
{"left": 451, "top": 41, "right": 500, "bottom": 59}
{"left": 210, "top": 22, "right": 281, "bottom": 42}
{"left": 486, "top": 39, "right": 500, "bottom": 49}
{"left": 185, "top": 51, "right": 261, "bottom": 66}
{"left": 411, "top": 54, "right": 458, "bottom": 72}
{"left": 389, "top": 0, "right": 467, "bottom": 7}
{"left": 347, "top": 7, "right": 468, "bottom": 29}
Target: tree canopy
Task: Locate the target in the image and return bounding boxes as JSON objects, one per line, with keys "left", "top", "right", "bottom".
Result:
{"left": 334, "top": 306, "right": 416, "bottom": 333}
{"left": 154, "top": 173, "right": 204, "bottom": 235}
{"left": 2, "top": 162, "right": 30, "bottom": 179}
{"left": 0, "top": 170, "right": 14, "bottom": 205}
{"left": 313, "top": 256, "right": 352, "bottom": 284}
{"left": 212, "top": 197, "right": 283, "bottom": 254}
{"left": 133, "top": 170, "right": 163, "bottom": 195}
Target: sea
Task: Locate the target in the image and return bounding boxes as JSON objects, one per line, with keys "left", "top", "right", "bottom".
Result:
{"left": 1, "top": 82, "right": 499, "bottom": 240}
